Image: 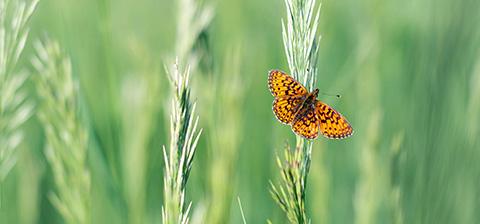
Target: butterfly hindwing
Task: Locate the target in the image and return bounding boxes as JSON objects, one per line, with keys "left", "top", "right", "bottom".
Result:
{"left": 273, "top": 95, "right": 305, "bottom": 124}
{"left": 291, "top": 104, "right": 320, "bottom": 139}
{"left": 315, "top": 101, "right": 353, "bottom": 139}
{"left": 268, "top": 70, "right": 308, "bottom": 97}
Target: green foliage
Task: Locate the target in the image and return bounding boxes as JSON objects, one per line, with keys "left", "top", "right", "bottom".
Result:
{"left": 282, "top": 0, "right": 320, "bottom": 91}
{"left": 270, "top": 141, "right": 312, "bottom": 224}
{"left": 0, "top": 0, "right": 38, "bottom": 182}
{"left": 201, "top": 47, "right": 245, "bottom": 224}
{"left": 32, "top": 38, "right": 91, "bottom": 224}
{"left": 1, "top": 0, "right": 480, "bottom": 223}
{"left": 175, "top": 0, "right": 214, "bottom": 71}
{"left": 161, "top": 0, "right": 212, "bottom": 223}
{"left": 162, "top": 61, "right": 202, "bottom": 224}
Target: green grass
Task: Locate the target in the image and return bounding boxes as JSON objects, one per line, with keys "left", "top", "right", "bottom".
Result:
{"left": 269, "top": 0, "right": 321, "bottom": 223}
{"left": 0, "top": 0, "right": 37, "bottom": 183}
{"left": 1, "top": 0, "right": 480, "bottom": 223}
{"left": 32, "top": 38, "right": 90, "bottom": 224}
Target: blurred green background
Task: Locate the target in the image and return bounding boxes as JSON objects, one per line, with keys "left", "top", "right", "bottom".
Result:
{"left": 2, "top": 0, "right": 480, "bottom": 223}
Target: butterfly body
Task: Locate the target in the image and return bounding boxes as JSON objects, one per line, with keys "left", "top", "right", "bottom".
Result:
{"left": 301, "top": 88, "right": 319, "bottom": 109}
{"left": 268, "top": 70, "right": 353, "bottom": 139}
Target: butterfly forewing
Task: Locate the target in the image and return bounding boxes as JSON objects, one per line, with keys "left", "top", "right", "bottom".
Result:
{"left": 291, "top": 105, "right": 320, "bottom": 139}
{"left": 268, "top": 70, "right": 308, "bottom": 97}
{"left": 273, "top": 95, "right": 305, "bottom": 124}
{"left": 315, "top": 101, "right": 353, "bottom": 139}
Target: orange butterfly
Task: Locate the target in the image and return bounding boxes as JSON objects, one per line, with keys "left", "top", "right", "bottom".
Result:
{"left": 268, "top": 70, "right": 353, "bottom": 139}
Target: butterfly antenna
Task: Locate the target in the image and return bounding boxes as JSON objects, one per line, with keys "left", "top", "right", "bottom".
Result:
{"left": 320, "top": 92, "right": 341, "bottom": 98}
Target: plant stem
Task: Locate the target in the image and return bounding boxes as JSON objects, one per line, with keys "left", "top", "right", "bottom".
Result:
{"left": 270, "top": 0, "right": 321, "bottom": 223}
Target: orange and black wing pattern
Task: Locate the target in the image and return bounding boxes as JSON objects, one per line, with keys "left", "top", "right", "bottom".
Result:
{"left": 268, "top": 70, "right": 308, "bottom": 97}
{"left": 291, "top": 105, "right": 320, "bottom": 139}
{"left": 269, "top": 70, "right": 309, "bottom": 124}
{"left": 315, "top": 101, "right": 353, "bottom": 139}
{"left": 272, "top": 95, "right": 305, "bottom": 124}
{"left": 268, "top": 69, "right": 353, "bottom": 140}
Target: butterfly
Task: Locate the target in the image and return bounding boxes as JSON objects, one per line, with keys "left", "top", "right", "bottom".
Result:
{"left": 268, "top": 69, "right": 353, "bottom": 139}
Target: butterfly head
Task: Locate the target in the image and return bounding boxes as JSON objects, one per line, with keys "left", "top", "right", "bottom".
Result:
{"left": 309, "top": 88, "right": 319, "bottom": 100}
{"left": 304, "top": 88, "right": 319, "bottom": 105}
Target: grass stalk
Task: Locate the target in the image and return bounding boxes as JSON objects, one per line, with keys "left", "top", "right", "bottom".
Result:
{"left": 353, "top": 110, "right": 382, "bottom": 224}
{"left": 270, "top": 0, "right": 321, "bottom": 223}
{"left": 120, "top": 43, "right": 162, "bottom": 224}
{"left": 237, "top": 197, "right": 247, "bottom": 224}
{"left": 175, "top": 0, "right": 214, "bottom": 71}
{"left": 161, "top": 0, "right": 212, "bottom": 223}
{"left": 0, "top": 0, "right": 38, "bottom": 182}
{"left": 162, "top": 60, "right": 202, "bottom": 224}
{"left": 270, "top": 141, "right": 312, "bottom": 224}
{"left": 32, "top": 38, "right": 91, "bottom": 224}
{"left": 199, "top": 47, "right": 244, "bottom": 224}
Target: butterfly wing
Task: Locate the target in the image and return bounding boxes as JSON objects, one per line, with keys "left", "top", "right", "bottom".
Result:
{"left": 315, "top": 101, "right": 353, "bottom": 139}
{"left": 273, "top": 95, "right": 305, "bottom": 124}
{"left": 268, "top": 70, "right": 308, "bottom": 97}
{"left": 291, "top": 105, "right": 320, "bottom": 139}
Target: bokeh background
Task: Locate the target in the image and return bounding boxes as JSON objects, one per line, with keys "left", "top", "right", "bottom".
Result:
{"left": 2, "top": 0, "right": 480, "bottom": 223}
